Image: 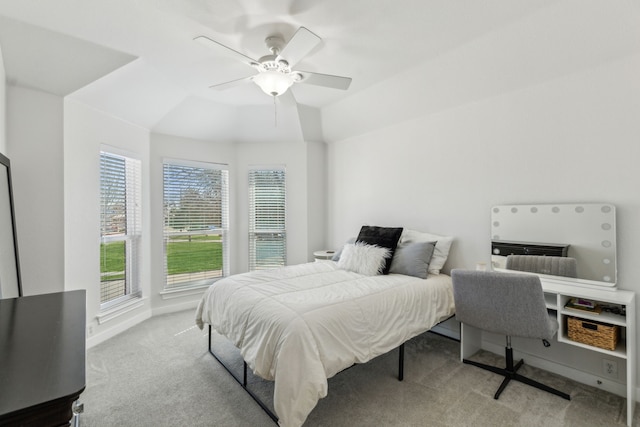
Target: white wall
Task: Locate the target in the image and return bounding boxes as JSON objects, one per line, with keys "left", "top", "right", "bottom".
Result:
{"left": 6, "top": 86, "right": 64, "bottom": 295}
{"left": 235, "top": 140, "right": 323, "bottom": 271}
{"left": 306, "top": 141, "right": 327, "bottom": 257}
{"left": 324, "top": 6, "right": 640, "bottom": 393}
{"left": 0, "top": 43, "right": 6, "bottom": 155}
{"left": 64, "top": 99, "right": 152, "bottom": 345}
{"left": 148, "top": 134, "right": 326, "bottom": 316}
{"left": 3, "top": 82, "right": 326, "bottom": 345}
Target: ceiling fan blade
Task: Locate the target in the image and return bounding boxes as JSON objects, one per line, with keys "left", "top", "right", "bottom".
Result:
{"left": 296, "top": 71, "right": 352, "bottom": 90}
{"left": 194, "top": 35, "right": 257, "bottom": 67}
{"left": 209, "top": 75, "right": 256, "bottom": 91}
{"left": 276, "top": 27, "right": 321, "bottom": 68}
{"left": 278, "top": 89, "right": 297, "bottom": 107}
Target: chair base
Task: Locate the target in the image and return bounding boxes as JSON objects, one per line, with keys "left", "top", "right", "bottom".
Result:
{"left": 464, "top": 347, "right": 570, "bottom": 401}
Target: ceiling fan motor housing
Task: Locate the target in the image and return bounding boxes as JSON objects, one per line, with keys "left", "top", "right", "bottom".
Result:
{"left": 265, "top": 35, "right": 284, "bottom": 54}
{"left": 256, "top": 55, "right": 290, "bottom": 74}
{"left": 197, "top": 26, "right": 351, "bottom": 96}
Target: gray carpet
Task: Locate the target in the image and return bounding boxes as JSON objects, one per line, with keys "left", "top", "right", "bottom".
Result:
{"left": 79, "top": 309, "right": 637, "bottom": 426}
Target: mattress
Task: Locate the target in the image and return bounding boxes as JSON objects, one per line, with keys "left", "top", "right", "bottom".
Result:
{"left": 195, "top": 261, "right": 455, "bottom": 427}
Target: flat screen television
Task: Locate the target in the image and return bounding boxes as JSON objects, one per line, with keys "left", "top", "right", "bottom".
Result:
{"left": 0, "top": 152, "right": 22, "bottom": 298}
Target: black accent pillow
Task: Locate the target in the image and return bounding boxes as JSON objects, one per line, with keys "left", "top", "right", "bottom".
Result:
{"left": 356, "top": 226, "right": 403, "bottom": 274}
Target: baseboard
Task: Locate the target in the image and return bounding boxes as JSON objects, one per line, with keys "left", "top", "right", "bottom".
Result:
{"left": 431, "top": 316, "right": 461, "bottom": 341}
{"left": 86, "top": 301, "right": 198, "bottom": 349}
{"left": 151, "top": 299, "right": 200, "bottom": 316}
{"left": 431, "top": 323, "right": 460, "bottom": 341}
{"left": 481, "top": 340, "right": 629, "bottom": 399}
{"left": 86, "top": 309, "right": 152, "bottom": 349}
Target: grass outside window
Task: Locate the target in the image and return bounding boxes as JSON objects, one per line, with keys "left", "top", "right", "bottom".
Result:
{"left": 165, "top": 234, "right": 223, "bottom": 275}
{"left": 100, "top": 235, "right": 223, "bottom": 279}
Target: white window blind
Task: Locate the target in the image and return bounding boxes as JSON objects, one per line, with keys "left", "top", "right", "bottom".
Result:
{"left": 249, "top": 167, "right": 286, "bottom": 271}
{"left": 163, "top": 160, "right": 229, "bottom": 289}
{"left": 99, "top": 151, "right": 142, "bottom": 309}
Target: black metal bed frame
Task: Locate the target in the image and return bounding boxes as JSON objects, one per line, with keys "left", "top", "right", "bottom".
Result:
{"left": 207, "top": 325, "right": 406, "bottom": 425}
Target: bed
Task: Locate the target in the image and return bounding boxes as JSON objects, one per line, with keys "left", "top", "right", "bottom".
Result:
{"left": 195, "top": 226, "right": 456, "bottom": 426}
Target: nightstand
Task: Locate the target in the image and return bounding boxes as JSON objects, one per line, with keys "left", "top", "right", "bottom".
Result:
{"left": 313, "top": 250, "right": 335, "bottom": 262}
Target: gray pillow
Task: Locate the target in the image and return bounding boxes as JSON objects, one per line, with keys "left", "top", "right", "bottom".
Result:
{"left": 389, "top": 241, "right": 437, "bottom": 279}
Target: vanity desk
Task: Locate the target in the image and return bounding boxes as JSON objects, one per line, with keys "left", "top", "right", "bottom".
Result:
{"left": 461, "top": 277, "right": 636, "bottom": 426}
{"left": 463, "top": 203, "right": 636, "bottom": 426}
{"left": 548, "top": 279, "right": 635, "bottom": 427}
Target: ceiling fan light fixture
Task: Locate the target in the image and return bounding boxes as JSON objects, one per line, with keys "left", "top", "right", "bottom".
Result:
{"left": 253, "top": 70, "right": 294, "bottom": 97}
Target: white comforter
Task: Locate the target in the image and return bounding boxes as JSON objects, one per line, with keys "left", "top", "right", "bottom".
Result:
{"left": 195, "top": 261, "right": 455, "bottom": 427}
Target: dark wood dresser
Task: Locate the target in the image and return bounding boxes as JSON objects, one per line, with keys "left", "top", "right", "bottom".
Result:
{"left": 0, "top": 290, "right": 86, "bottom": 426}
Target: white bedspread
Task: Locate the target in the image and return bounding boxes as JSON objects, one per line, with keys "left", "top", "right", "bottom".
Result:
{"left": 195, "top": 261, "right": 455, "bottom": 427}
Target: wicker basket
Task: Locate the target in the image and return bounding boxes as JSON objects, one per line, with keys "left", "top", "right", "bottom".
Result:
{"left": 567, "top": 316, "right": 618, "bottom": 351}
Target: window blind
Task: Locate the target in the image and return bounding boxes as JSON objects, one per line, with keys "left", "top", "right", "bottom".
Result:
{"left": 249, "top": 167, "right": 286, "bottom": 271}
{"left": 163, "top": 160, "right": 229, "bottom": 289}
{"left": 99, "top": 151, "right": 142, "bottom": 308}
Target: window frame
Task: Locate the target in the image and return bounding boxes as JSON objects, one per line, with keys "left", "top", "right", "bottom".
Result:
{"left": 99, "top": 148, "right": 142, "bottom": 310}
{"left": 162, "top": 158, "right": 229, "bottom": 290}
{"left": 248, "top": 166, "right": 287, "bottom": 271}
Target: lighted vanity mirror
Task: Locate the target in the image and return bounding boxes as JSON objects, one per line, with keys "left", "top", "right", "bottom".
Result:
{"left": 491, "top": 203, "right": 616, "bottom": 287}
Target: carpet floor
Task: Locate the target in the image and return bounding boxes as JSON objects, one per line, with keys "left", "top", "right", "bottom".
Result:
{"left": 79, "top": 309, "right": 638, "bottom": 426}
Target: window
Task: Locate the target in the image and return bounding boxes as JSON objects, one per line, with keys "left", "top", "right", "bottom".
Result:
{"left": 249, "top": 167, "right": 286, "bottom": 271}
{"left": 163, "top": 160, "right": 229, "bottom": 289}
{"left": 99, "top": 150, "right": 142, "bottom": 309}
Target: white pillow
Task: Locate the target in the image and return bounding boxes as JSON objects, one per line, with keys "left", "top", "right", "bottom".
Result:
{"left": 331, "top": 237, "right": 356, "bottom": 261}
{"left": 400, "top": 229, "right": 453, "bottom": 275}
{"left": 337, "top": 242, "right": 390, "bottom": 276}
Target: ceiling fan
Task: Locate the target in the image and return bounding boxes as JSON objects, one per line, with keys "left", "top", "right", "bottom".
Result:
{"left": 194, "top": 27, "right": 352, "bottom": 98}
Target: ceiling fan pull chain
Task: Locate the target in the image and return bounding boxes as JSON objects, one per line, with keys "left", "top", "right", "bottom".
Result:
{"left": 274, "top": 95, "right": 279, "bottom": 127}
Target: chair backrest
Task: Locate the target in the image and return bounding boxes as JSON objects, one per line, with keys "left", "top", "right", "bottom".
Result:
{"left": 451, "top": 269, "right": 557, "bottom": 340}
{"left": 506, "top": 255, "right": 577, "bottom": 278}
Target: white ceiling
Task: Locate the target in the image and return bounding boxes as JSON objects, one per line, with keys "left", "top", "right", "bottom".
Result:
{"left": 0, "top": 0, "right": 568, "bottom": 141}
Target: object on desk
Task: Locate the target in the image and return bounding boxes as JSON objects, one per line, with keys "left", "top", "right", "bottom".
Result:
{"left": 601, "top": 304, "right": 626, "bottom": 316}
{"left": 567, "top": 316, "right": 618, "bottom": 351}
{"left": 565, "top": 298, "right": 602, "bottom": 315}
{"left": 574, "top": 298, "right": 596, "bottom": 308}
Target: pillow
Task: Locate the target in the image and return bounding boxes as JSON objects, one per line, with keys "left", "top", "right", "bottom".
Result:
{"left": 400, "top": 229, "right": 453, "bottom": 275}
{"left": 337, "top": 242, "right": 390, "bottom": 276}
{"left": 356, "top": 226, "right": 403, "bottom": 274}
{"left": 389, "top": 241, "right": 437, "bottom": 279}
{"left": 331, "top": 237, "right": 356, "bottom": 261}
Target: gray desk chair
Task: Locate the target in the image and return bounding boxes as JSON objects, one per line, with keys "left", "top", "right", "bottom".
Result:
{"left": 451, "top": 269, "right": 570, "bottom": 400}
{"left": 506, "top": 254, "right": 577, "bottom": 278}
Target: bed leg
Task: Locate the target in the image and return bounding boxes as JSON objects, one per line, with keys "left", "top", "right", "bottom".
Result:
{"left": 205, "top": 327, "right": 278, "bottom": 425}
{"left": 398, "top": 343, "right": 404, "bottom": 381}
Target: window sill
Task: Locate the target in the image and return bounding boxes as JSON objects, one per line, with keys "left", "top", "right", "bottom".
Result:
{"left": 97, "top": 297, "right": 147, "bottom": 325}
